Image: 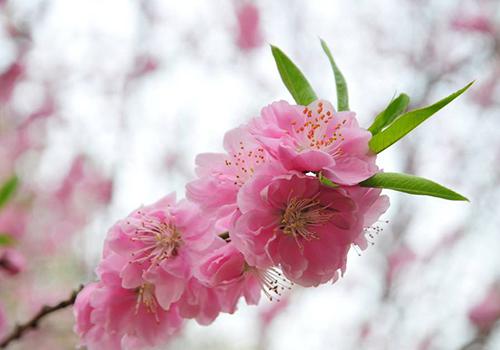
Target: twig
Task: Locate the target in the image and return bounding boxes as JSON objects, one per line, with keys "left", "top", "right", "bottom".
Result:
{"left": 0, "top": 285, "right": 84, "bottom": 349}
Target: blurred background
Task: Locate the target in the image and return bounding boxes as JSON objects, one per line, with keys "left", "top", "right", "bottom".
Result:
{"left": 0, "top": 0, "right": 499, "bottom": 349}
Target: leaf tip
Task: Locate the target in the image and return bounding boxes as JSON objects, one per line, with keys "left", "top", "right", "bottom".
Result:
{"left": 319, "top": 38, "right": 331, "bottom": 54}
{"left": 270, "top": 44, "right": 282, "bottom": 56}
{"left": 465, "top": 80, "right": 475, "bottom": 90}
{"left": 459, "top": 81, "right": 475, "bottom": 94}
{"left": 449, "top": 191, "right": 469, "bottom": 202}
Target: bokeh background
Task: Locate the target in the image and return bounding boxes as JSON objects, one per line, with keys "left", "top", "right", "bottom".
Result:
{"left": 0, "top": 0, "right": 499, "bottom": 349}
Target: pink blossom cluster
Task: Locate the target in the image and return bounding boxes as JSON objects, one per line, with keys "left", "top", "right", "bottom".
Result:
{"left": 75, "top": 99, "right": 389, "bottom": 349}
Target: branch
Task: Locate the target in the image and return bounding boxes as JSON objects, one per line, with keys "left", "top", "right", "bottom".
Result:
{"left": 0, "top": 285, "right": 83, "bottom": 349}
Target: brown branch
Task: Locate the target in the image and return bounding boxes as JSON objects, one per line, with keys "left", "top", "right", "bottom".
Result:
{"left": 0, "top": 285, "right": 83, "bottom": 349}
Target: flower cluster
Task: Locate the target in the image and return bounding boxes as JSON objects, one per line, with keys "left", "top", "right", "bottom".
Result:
{"left": 75, "top": 99, "right": 389, "bottom": 349}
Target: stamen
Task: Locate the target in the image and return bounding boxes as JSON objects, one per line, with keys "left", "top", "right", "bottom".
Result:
{"left": 353, "top": 245, "right": 362, "bottom": 256}
{"left": 278, "top": 196, "right": 335, "bottom": 250}
{"left": 361, "top": 220, "right": 389, "bottom": 246}
{"left": 251, "top": 267, "right": 293, "bottom": 302}
{"left": 128, "top": 211, "right": 182, "bottom": 268}
{"left": 291, "top": 102, "right": 347, "bottom": 154}
{"left": 135, "top": 283, "right": 160, "bottom": 322}
{"left": 224, "top": 142, "right": 267, "bottom": 187}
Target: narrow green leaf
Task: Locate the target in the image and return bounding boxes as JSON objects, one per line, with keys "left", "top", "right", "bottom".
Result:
{"left": 318, "top": 172, "right": 339, "bottom": 188}
{"left": 320, "top": 39, "right": 349, "bottom": 111}
{"left": 0, "top": 175, "right": 19, "bottom": 209}
{"left": 368, "top": 93, "right": 410, "bottom": 135}
{"left": 369, "top": 82, "right": 474, "bottom": 153}
{"left": 0, "top": 234, "right": 14, "bottom": 246}
{"left": 360, "top": 172, "right": 468, "bottom": 201}
{"left": 271, "top": 45, "right": 317, "bottom": 105}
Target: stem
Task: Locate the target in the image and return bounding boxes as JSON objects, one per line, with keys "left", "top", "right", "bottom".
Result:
{"left": 0, "top": 285, "right": 83, "bottom": 349}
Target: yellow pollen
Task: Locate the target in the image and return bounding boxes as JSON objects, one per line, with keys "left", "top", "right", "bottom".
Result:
{"left": 224, "top": 142, "right": 267, "bottom": 187}
{"left": 290, "top": 103, "right": 346, "bottom": 152}
{"left": 129, "top": 213, "right": 182, "bottom": 267}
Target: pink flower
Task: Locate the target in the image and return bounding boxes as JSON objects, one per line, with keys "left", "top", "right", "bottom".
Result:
{"left": 0, "top": 248, "right": 26, "bottom": 276}
{"left": 176, "top": 278, "right": 222, "bottom": 325}
{"left": 232, "top": 173, "right": 389, "bottom": 287}
{"left": 75, "top": 273, "right": 183, "bottom": 350}
{"left": 249, "top": 100, "right": 378, "bottom": 185}
{"left": 195, "top": 242, "right": 279, "bottom": 311}
{"left": 186, "top": 126, "right": 270, "bottom": 218}
{"left": 74, "top": 283, "right": 97, "bottom": 338}
{"left": 235, "top": 2, "right": 263, "bottom": 51}
{"left": 468, "top": 283, "right": 500, "bottom": 332}
{"left": 196, "top": 243, "right": 249, "bottom": 287}
{"left": 92, "top": 283, "right": 182, "bottom": 349}
{"left": 104, "top": 193, "right": 219, "bottom": 310}
{"left": 74, "top": 282, "right": 122, "bottom": 350}
{"left": 340, "top": 185, "right": 391, "bottom": 249}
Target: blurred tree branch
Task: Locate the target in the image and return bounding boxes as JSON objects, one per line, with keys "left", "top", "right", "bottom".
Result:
{"left": 0, "top": 285, "right": 83, "bottom": 349}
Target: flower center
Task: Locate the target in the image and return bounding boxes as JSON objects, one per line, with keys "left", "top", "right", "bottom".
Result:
{"left": 135, "top": 283, "right": 159, "bottom": 321}
{"left": 129, "top": 211, "right": 182, "bottom": 267}
{"left": 293, "top": 102, "right": 347, "bottom": 152}
{"left": 279, "top": 196, "right": 334, "bottom": 247}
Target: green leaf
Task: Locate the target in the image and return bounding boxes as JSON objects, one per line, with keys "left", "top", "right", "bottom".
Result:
{"left": 0, "top": 175, "right": 19, "bottom": 209}
{"left": 0, "top": 234, "right": 14, "bottom": 246}
{"left": 369, "top": 82, "right": 474, "bottom": 153}
{"left": 271, "top": 45, "right": 317, "bottom": 105}
{"left": 360, "top": 172, "right": 468, "bottom": 201}
{"left": 318, "top": 172, "right": 339, "bottom": 188}
{"left": 320, "top": 39, "right": 349, "bottom": 111}
{"left": 368, "top": 93, "right": 410, "bottom": 135}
